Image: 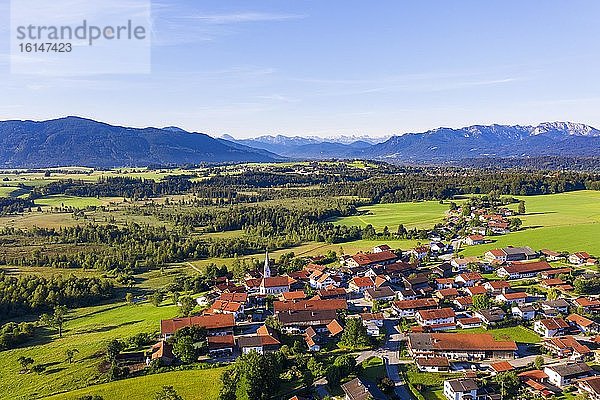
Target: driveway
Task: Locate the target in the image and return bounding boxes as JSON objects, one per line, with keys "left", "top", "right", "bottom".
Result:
{"left": 381, "top": 319, "right": 415, "bottom": 400}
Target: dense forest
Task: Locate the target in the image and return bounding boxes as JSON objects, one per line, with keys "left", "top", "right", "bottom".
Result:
{"left": 0, "top": 273, "right": 114, "bottom": 319}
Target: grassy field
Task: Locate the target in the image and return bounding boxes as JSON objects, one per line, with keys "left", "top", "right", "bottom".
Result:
{"left": 332, "top": 201, "right": 450, "bottom": 230}
{"left": 0, "top": 301, "right": 180, "bottom": 400}
{"left": 401, "top": 364, "right": 453, "bottom": 400}
{"left": 453, "top": 326, "right": 540, "bottom": 344}
{"left": 44, "top": 368, "right": 224, "bottom": 400}
{"left": 359, "top": 356, "right": 386, "bottom": 382}
{"left": 460, "top": 190, "right": 600, "bottom": 257}
{"left": 34, "top": 195, "right": 109, "bottom": 208}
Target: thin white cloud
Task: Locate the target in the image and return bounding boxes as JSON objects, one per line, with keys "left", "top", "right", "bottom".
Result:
{"left": 188, "top": 12, "right": 305, "bottom": 24}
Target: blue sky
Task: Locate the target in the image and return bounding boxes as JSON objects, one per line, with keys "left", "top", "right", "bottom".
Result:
{"left": 1, "top": 0, "right": 599, "bottom": 138}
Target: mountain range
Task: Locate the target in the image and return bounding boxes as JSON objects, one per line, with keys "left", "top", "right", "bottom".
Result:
{"left": 0, "top": 117, "right": 281, "bottom": 168}
{"left": 0, "top": 117, "right": 599, "bottom": 167}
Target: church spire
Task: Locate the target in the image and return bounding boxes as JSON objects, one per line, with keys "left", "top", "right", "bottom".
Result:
{"left": 263, "top": 249, "right": 271, "bottom": 278}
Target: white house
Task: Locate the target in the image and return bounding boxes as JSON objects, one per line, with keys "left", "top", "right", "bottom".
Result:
{"left": 309, "top": 271, "right": 336, "bottom": 290}
{"left": 416, "top": 308, "right": 456, "bottom": 330}
{"left": 443, "top": 379, "right": 478, "bottom": 400}
{"left": 511, "top": 305, "right": 535, "bottom": 320}
{"left": 495, "top": 291, "right": 527, "bottom": 305}
{"left": 534, "top": 318, "right": 570, "bottom": 338}
{"left": 544, "top": 362, "right": 593, "bottom": 387}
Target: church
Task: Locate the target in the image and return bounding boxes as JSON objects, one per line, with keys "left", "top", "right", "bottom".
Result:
{"left": 259, "top": 250, "right": 290, "bottom": 295}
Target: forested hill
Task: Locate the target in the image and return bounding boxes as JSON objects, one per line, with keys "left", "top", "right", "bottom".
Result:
{"left": 0, "top": 117, "right": 282, "bottom": 168}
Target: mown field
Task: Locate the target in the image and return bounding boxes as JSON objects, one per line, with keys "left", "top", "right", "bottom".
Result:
{"left": 332, "top": 200, "right": 450, "bottom": 230}
{"left": 451, "top": 326, "right": 540, "bottom": 344}
{"left": 44, "top": 368, "right": 224, "bottom": 400}
{"left": 0, "top": 301, "right": 181, "bottom": 400}
{"left": 461, "top": 190, "right": 600, "bottom": 256}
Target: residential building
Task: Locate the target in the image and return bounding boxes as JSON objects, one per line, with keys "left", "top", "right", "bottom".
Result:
{"left": 237, "top": 325, "right": 281, "bottom": 354}
{"left": 443, "top": 378, "right": 478, "bottom": 400}
{"left": 341, "top": 377, "right": 387, "bottom": 400}
{"left": 348, "top": 276, "right": 375, "bottom": 293}
{"left": 160, "top": 314, "right": 235, "bottom": 339}
{"left": 465, "top": 235, "right": 485, "bottom": 246}
{"left": 347, "top": 251, "right": 398, "bottom": 268}
{"left": 207, "top": 335, "right": 235, "bottom": 357}
{"left": 392, "top": 298, "right": 438, "bottom": 317}
{"left": 416, "top": 357, "right": 450, "bottom": 372}
{"left": 407, "top": 333, "right": 516, "bottom": 360}
{"left": 364, "top": 286, "right": 395, "bottom": 302}
{"left": 495, "top": 291, "right": 527, "bottom": 305}
{"left": 566, "top": 313, "right": 598, "bottom": 334}
{"left": 496, "top": 260, "right": 552, "bottom": 279}
{"left": 277, "top": 309, "right": 337, "bottom": 334}
{"left": 511, "top": 304, "right": 536, "bottom": 320}
{"left": 569, "top": 251, "right": 592, "bottom": 265}
{"left": 273, "top": 299, "right": 347, "bottom": 313}
{"left": 544, "top": 362, "right": 593, "bottom": 387}
{"left": 416, "top": 307, "right": 456, "bottom": 331}
{"left": 474, "top": 308, "right": 506, "bottom": 326}
{"left": 543, "top": 336, "right": 592, "bottom": 361}
{"left": 577, "top": 376, "right": 600, "bottom": 400}
{"left": 534, "top": 318, "right": 570, "bottom": 338}
{"left": 455, "top": 272, "right": 483, "bottom": 287}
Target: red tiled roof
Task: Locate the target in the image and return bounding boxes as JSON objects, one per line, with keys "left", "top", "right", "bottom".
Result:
{"left": 500, "top": 291, "right": 528, "bottom": 300}
{"left": 542, "top": 278, "right": 565, "bottom": 286}
{"left": 351, "top": 250, "right": 397, "bottom": 266}
{"left": 393, "top": 298, "right": 438, "bottom": 310}
{"left": 454, "top": 296, "right": 473, "bottom": 306}
{"left": 161, "top": 314, "right": 235, "bottom": 335}
{"left": 438, "top": 288, "right": 459, "bottom": 297}
{"left": 566, "top": 313, "right": 595, "bottom": 327}
{"left": 350, "top": 276, "right": 375, "bottom": 288}
{"left": 210, "top": 300, "right": 243, "bottom": 313}
{"left": 274, "top": 299, "right": 347, "bottom": 313}
{"left": 545, "top": 336, "right": 591, "bottom": 355}
{"left": 360, "top": 312, "right": 384, "bottom": 321}
{"left": 574, "top": 297, "right": 600, "bottom": 308}
{"left": 416, "top": 357, "right": 449, "bottom": 367}
{"left": 207, "top": 334, "right": 235, "bottom": 350}
{"left": 458, "top": 272, "right": 483, "bottom": 282}
{"left": 417, "top": 307, "right": 455, "bottom": 320}
{"left": 219, "top": 292, "right": 248, "bottom": 302}
{"left": 490, "top": 361, "right": 514, "bottom": 372}
{"left": 413, "top": 332, "right": 517, "bottom": 351}
{"left": 538, "top": 318, "right": 569, "bottom": 330}
{"left": 502, "top": 261, "right": 552, "bottom": 274}
{"left": 466, "top": 286, "right": 487, "bottom": 295}
{"left": 327, "top": 319, "right": 344, "bottom": 336}
{"left": 486, "top": 280, "right": 511, "bottom": 289}
{"left": 519, "top": 369, "right": 549, "bottom": 380}
{"left": 281, "top": 291, "right": 307, "bottom": 301}
{"left": 262, "top": 276, "right": 290, "bottom": 288}
{"left": 457, "top": 317, "right": 482, "bottom": 325}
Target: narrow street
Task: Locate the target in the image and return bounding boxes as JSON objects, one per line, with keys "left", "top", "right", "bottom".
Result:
{"left": 381, "top": 319, "right": 415, "bottom": 400}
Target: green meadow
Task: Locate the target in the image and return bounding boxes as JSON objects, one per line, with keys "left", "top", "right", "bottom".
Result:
{"left": 44, "top": 368, "right": 224, "bottom": 400}
{"left": 0, "top": 302, "right": 181, "bottom": 400}
{"left": 461, "top": 190, "right": 600, "bottom": 256}
{"left": 34, "top": 195, "right": 108, "bottom": 208}
{"left": 332, "top": 200, "right": 450, "bottom": 230}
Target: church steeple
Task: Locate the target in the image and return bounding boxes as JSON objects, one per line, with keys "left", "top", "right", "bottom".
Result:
{"left": 263, "top": 250, "right": 271, "bottom": 278}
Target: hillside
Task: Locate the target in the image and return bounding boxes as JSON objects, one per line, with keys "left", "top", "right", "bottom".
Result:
{"left": 0, "top": 117, "right": 282, "bottom": 168}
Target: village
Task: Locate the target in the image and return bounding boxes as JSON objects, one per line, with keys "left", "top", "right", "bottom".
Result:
{"left": 133, "top": 199, "right": 600, "bottom": 400}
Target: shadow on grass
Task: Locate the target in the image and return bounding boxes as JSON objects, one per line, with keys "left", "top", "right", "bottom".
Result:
{"left": 73, "top": 319, "right": 143, "bottom": 335}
